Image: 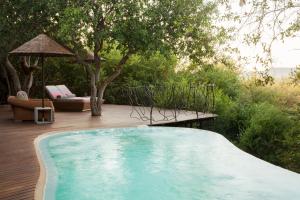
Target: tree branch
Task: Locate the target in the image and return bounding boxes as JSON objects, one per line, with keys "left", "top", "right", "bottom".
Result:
{"left": 102, "top": 51, "right": 132, "bottom": 86}
{"left": 5, "top": 56, "right": 21, "bottom": 93}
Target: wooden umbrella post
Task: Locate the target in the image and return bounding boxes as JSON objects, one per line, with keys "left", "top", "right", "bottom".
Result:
{"left": 41, "top": 55, "right": 45, "bottom": 108}
{"left": 41, "top": 55, "right": 45, "bottom": 122}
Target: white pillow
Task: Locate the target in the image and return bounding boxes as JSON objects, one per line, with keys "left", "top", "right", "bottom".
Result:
{"left": 16, "top": 91, "right": 29, "bottom": 100}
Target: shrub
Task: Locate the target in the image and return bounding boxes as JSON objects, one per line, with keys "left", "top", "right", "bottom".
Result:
{"left": 248, "top": 85, "right": 278, "bottom": 104}
{"left": 104, "top": 52, "right": 177, "bottom": 104}
{"left": 280, "top": 125, "right": 300, "bottom": 172}
{"left": 195, "top": 66, "right": 241, "bottom": 98}
{"left": 30, "top": 58, "right": 88, "bottom": 98}
{"left": 213, "top": 90, "right": 239, "bottom": 139}
{"left": 239, "top": 103, "right": 293, "bottom": 165}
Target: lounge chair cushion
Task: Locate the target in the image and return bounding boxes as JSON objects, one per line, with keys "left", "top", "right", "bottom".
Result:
{"left": 56, "top": 85, "right": 76, "bottom": 98}
{"left": 54, "top": 96, "right": 90, "bottom": 102}
{"left": 46, "top": 86, "right": 65, "bottom": 99}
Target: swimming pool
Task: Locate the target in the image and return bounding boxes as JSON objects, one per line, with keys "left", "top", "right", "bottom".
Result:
{"left": 36, "top": 127, "right": 300, "bottom": 200}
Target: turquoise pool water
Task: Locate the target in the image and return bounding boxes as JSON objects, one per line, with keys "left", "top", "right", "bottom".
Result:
{"left": 38, "top": 127, "right": 300, "bottom": 200}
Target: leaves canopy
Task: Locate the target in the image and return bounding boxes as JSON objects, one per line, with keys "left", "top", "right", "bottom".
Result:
{"left": 0, "top": 0, "right": 61, "bottom": 61}
{"left": 56, "top": 0, "right": 218, "bottom": 63}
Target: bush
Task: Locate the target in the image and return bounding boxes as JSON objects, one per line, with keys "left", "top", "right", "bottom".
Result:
{"left": 213, "top": 90, "right": 238, "bottom": 138}
{"left": 104, "top": 52, "right": 177, "bottom": 104}
{"left": 213, "top": 89, "right": 254, "bottom": 141}
{"left": 196, "top": 65, "right": 241, "bottom": 98}
{"left": 242, "top": 84, "right": 279, "bottom": 105}
{"left": 29, "top": 58, "right": 89, "bottom": 98}
{"left": 280, "top": 125, "right": 300, "bottom": 172}
{"left": 239, "top": 103, "right": 293, "bottom": 165}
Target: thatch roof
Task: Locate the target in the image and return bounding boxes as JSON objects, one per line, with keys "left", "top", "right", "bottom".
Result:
{"left": 9, "top": 34, "right": 74, "bottom": 57}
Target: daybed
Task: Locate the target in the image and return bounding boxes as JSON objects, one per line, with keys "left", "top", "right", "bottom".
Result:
{"left": 46, "top": 85, "right": 91, "bottom": 111}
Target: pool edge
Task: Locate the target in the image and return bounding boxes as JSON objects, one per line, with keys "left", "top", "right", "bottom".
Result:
{"left": 34, "top": 129, "right": 92, "bottom": 200}
{"left": 34, "top": 133, "right": 48, "bottom": 200}
{"left": 34, "top": 131, "right": 62, "bottom": 200}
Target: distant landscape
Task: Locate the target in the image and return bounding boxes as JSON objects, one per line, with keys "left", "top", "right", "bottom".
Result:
{"left": 243, "top": 67, "right": 296, "bottom": 80}
{"left": 269, "top": 67, "right": 295, "bottom": 80}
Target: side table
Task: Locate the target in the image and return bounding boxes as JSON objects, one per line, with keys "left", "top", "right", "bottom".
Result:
{"left": 34, "top": 107, "right": 54, "bottom": 124}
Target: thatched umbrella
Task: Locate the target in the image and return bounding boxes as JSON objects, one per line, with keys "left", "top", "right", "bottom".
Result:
{"left": 9, "top": 34, "right": 74, "bottom": 107}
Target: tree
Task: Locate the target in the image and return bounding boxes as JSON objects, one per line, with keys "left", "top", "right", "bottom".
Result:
{"left": 57, "top": 0, "right": 219, "bottom": 116}
{"left": 5, "top": 56, "right": 40, "bottom": 95}
{"left": 0, "top": 0, "right": 62, "bottom": 95}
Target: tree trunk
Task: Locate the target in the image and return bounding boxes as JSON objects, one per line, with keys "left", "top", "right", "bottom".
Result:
{"left": 21, "top": 57, "right": 38, "bottom": 95}
{"left": 5, "top": 69, "right": 11, "bottom": 96}
{"left": 93, "top": 83, "right": 107, "bottom": 116}
{"left": 87, "top": 52, "right": 131, "bottom": 117}
{"left": 22, "top": 73, "right": 33, "bottom": 95}
{"left": 90, "top": 97, "right": 102, "bottom": 116}
{"left": 5, "top": 56, "right": 21, "bottom": 94}
{"left": 0, "top": 63, "right": 11, "bottom": 96}
{"left": 88, "top": 65, "right": 103, "bottom": 116}
{"left": 90, "top": 73, "right": 102, "bottom": 116}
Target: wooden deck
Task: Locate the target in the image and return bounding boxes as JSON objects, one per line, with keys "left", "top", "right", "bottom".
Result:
{"left": 0, "top": 104, "right": 216, "bottom": 200}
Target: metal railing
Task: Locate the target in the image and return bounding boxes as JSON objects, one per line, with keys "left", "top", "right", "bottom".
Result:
{"left": 123, "top": 83, "right": 215, "bottom": 124}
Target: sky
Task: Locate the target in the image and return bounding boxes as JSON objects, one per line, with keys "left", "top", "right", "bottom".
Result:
{"left": 233, "top": 35, "right": 300, "bottom": 72}
{"left": 270, "top": 39, "right": 300, "bottom": 69}
{"left": 235, "top": 32, "right": 300, "bottom": 71}
{"left": 224, "top": 1, "right": 300, "bottom": 72}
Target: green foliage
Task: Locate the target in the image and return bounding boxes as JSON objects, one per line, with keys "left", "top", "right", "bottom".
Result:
{"left": 174, "top": 60, "right": 300, "bottom": 173}
{"left": 27, "top": 58, "right": 88, "bottom": 98}
{"left": 0, "top": 0, "right": 67, "bottom": 98}
{"left": 176, "top": 60, "right": 241, "bottom": 98}
{"left": 44, "top": 59, "right": 88, "bottom": 96}
{"left": 0, "top": 0, "right": 62, "bottom": 61}
{"left": 53, "top": 0, "right": 225, "bottom": 116}
{"left": 105, "top": 52, "right": 177, "bottom": 86}
{"left": 57, "top": 0, "right": 222, "bottom": 62}
{"left": 253, "top": 71, "right": 275, "bottom": 86}
{"left": 281, "top": 125, "right": 300, "bottom": 172}
{"left": 240, "top": 84, "right": 279, "bottom": 105}
{"left": 196, "top": 65, "right": 241, "bottom": 98}
{"left": 240, "top": 103, "right": 293, "bottom": 164}
{"left": 104, "top": 52, "right": 178, "bottom": 104}
{"left": 213, "top": 90, "right": 239, "bottom": 139}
